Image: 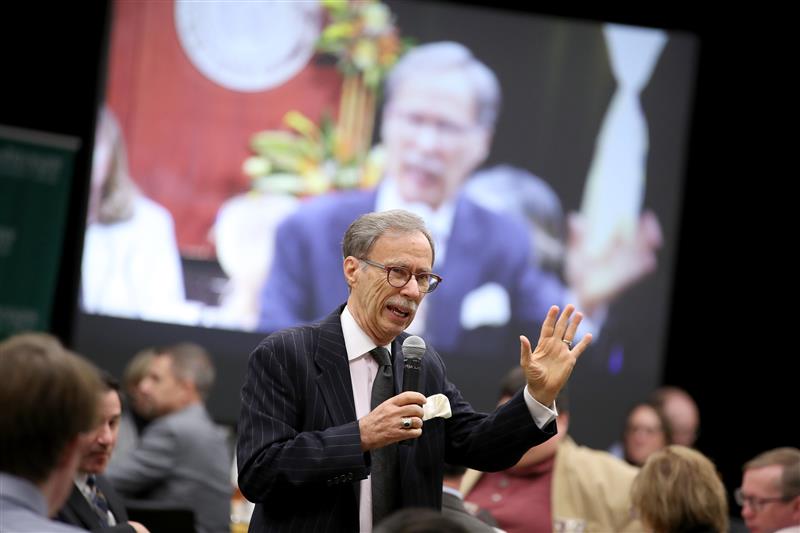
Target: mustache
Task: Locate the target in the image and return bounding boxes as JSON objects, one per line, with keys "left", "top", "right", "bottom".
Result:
{"left": 386, "top": 297, "right": 418, "bottom": 313}
{"left": 403, "top": 155, "right": 446, "bottom": 177}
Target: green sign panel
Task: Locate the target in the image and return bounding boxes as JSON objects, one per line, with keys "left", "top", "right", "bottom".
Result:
{"left": 0, "top": 124, "right": 81, "bottom": 340}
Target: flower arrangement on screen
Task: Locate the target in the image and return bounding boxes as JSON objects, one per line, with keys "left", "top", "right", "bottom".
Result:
{"left": 243, "top": 0, "right": 410, "bottom": 196}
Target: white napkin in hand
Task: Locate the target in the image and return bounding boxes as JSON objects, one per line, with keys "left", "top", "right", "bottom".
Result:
{"left": 422, "top": 394, "right": 452, "bottom": 421}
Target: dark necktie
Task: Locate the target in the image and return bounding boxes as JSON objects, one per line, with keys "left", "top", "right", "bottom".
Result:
{"left": 370, "top": 346, "right": 398, "bottom": 526}
{"left": 86, "top": 474, "right": 110, "bottom": 526}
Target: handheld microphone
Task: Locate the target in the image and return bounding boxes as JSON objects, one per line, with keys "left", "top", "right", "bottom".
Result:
{"left": 401, "top": 335, "right": 426, "bottom": 395}
{"left": 401, "top": 335, "right": 426, "bottom": 445}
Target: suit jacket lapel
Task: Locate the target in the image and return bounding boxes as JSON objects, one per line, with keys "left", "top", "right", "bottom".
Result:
{"left": 314, "top": 306, "right": 357, "bottom": 427}
{"left": 97, "top": 474, "right": 128, "bottom": 522}
{"left": 65, "top": 484, "right": 103, "bottom": 529}
{"left": 429, "top": 196, "right": 483, "bottom": 350}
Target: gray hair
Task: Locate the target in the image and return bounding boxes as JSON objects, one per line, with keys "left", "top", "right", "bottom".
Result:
{"left": 342, "top": 209, "right": 435, "bottom": 265}
{"left": 744, "top": 447, "right": 800, "bottom": 500}
{"left": 384, "top": 41, "right": 501, "bottom": 129}
{"left": 158, "top": 342, "right": 215, "bottom": 400}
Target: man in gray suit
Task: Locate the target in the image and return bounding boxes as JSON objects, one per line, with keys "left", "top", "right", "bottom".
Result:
{"left": 106, "top": 343, "right": 232, "bottom": 533}
{"left": 0, "top": 333, "right": 102, "bottom": 533}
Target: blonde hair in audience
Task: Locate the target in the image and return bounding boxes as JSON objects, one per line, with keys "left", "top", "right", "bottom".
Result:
{"left": 631, "top": 445, "right": 729, "bottom": 533}
{"left": 122, "top": 347, "right": 156, "bottom": 394}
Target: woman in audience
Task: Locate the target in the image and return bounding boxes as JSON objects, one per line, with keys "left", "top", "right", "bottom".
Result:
{"left": 631, "top": 445, "right": 729, "bottom": 533}
{"left": 623, "top": 401, "right": 672, "bottom": 467}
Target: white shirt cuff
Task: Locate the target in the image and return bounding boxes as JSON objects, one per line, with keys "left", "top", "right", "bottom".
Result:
{"left": 524, "top": 386, "right": 558, "bottom": 429}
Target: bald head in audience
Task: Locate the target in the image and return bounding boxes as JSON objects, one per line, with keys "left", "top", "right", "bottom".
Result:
{"left": 650, "top": 386, "right": 700, "bottom": 448}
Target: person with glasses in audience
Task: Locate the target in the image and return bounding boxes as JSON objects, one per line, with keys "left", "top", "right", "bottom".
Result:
{"left": 238, "top": 209, "right": 591, "bottom": 532}
{"left": 257, "top": 42, "right": 660, "bottom": 396}
{"left": 621, "top": 401, "right": 672, "bottom": 467}
{"left": 737, "top": 448, "right": 800, "bottom": 533}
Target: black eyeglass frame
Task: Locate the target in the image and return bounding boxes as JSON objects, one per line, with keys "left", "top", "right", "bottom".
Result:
{"left": 734, "top": 488, "right": 791, "bottom": 512}
{"left": 359, "top": 258, "right": 442, "bottom": 293}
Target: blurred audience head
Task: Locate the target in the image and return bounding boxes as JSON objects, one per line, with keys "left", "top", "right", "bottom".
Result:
{"left": 650, "top": 386, "right": 700, "bottom": 447}
{"left": 0, "top": 333, "right": 102, "bottom": 513}
{"left": 79, "top": 370, "right": 122, "bottom": 475}
{"left": 122, "top": 347, "right": 156, "bottom": 419}
{"left": 631, "top": 445, "right": 728, "bottom": 533}
{"left": 374, "top": 507, "right": 467, "bottom": 533}
{"left": 623, "top": 401, "right": 671, "bottom": 467}
{"left": 466, "top": 165, "right": 566, "bottom": 273}
{"left": 738, "top": 447, "right": 800, "bottom": 533}
{"left": 136, "top": 342, "right": 215, "bottom": 418}
{"left": 443, "top": 463, "right": 467, "bottom": 489}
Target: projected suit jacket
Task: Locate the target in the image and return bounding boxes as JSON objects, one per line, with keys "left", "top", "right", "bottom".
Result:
{"left": 257, "top": 189, "right": 564, "bottom": 362}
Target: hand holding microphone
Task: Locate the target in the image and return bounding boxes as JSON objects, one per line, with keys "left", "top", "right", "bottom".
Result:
{"left": 358, "top": 336, "right": 428, "bottom": 450}
{"left": 400, "top": 336, "right": 425, "bottom": 444}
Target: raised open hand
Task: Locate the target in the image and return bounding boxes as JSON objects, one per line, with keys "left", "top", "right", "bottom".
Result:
{"left": 520, "top": 304, "right": 592, "bottom": 407}
{"left": 564, "top": 210, "right": 662, "bottom": 314}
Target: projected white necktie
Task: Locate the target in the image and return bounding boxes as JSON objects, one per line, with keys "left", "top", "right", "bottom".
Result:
{"left": 580, "top": 24, "right": 667, "bottom": 258}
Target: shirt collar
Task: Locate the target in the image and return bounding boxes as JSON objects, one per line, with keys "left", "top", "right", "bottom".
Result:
{"left": 443, "top": 485, "right": 464, "bottom": 500}
{"left": 341, "top": 305, "right": 391, "bottom": 361}
{"left": 74, "top": 472, "right": 92, "bottom": 498}
{"left": 0, "top": 473, "right": 49, "bottom": 517}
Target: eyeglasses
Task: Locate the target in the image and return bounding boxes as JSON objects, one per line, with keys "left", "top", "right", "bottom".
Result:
{"left": 625, "top": 424, "right": 663, "bottom": 436}
{"left": 359, "top": 258, "right": 442, "bottom": 293}
{"left": 734, "top": 488, "right": 790, "bottom": 512}
{"left": 391, "top": 110, "right": 478, "bottom": 143}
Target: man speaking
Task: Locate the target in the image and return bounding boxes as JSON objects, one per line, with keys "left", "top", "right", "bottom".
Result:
{"left": 237, "top": 209, "right": 591, "bottom": 532}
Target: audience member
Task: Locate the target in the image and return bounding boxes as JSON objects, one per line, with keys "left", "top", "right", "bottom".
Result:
{"left": 374, "top": 508, "right": 468, "bottom": 533}
{"left": 0, "top": 333, "right": 102, "bottom": 532}
{"left": 622, "top": 401, "right": 671, "bottom": 467}
{"left": 106, "top": 343, "right": 231, "bottom": 533}
{"left": 56, "top": 370, "right": 150, "bottom": 532}
{"left": 464, "top": 367, "right": 641, "bottom": 533}
{"left": 442, "top": 463, "right": 499, "bottom": 533}
{"left": 738, "top": 447, "right": 800, "bottom": 533}
{"left": 650, "top": 385, "right": 700, "bottom": 447}
{"left": 464, "top": 164, "right": 566, "bottom": 275}
{"left": 109, "top": 347, "right": 157, "bottom": 469}
{"left": 630, "top": 445, "right": 729, "bottom": 533}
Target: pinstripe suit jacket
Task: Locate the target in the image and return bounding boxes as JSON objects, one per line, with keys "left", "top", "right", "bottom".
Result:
{"left": 237, "top": 305, "right": 556, "bottom": 532}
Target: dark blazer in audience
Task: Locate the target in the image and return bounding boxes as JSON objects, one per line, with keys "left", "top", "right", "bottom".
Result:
{"left": 56, "top": 474, "right": 135, "bottom": 533}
